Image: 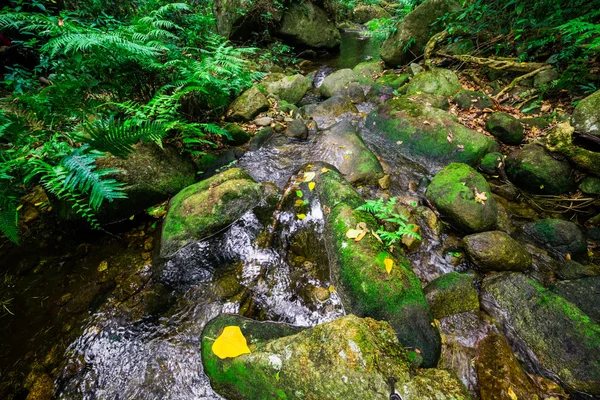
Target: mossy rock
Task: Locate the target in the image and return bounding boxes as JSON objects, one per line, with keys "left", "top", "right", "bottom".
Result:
{"left": 227, "top": 86, "right": 270, "bottom": 122}
{"left": 579, "top": 176, "right": 600, "bottom": 195}
{"left": 278, "top": 2, "right": 341, "bottom": 49}
{"left": 453, "top": 89, "right": 493, "bottom": 110}
{"left": 424, "top": 272, "right": 479, "bottom": 319}
{"left": 557, "top": 259, "right": 600, "bottom": 280}
{"left": 426, "top": 163, "right": 498, "bottom": 233}
{"left": 320, "top": 68, "right": 360, "bottom": 98}
{"left": 352, "top": 5, "right": 391, "bottom": 23}
{"left": 442, "top": 38, "right": 475, "bottom": 56}
{"left": 476, "top": 333, "right": 566, "bottom": 400}
{"left": 463, "top": 231, "right": 531, "bottom": 272}
{"left": 366, "top": 82, "right": 396, "bottom": 104}
{"left": 160, "top": 168, "right": 263, "bottom": 257}
{"left": 485, "top": 112, "right": 524, "bottom": 145}
{"left": 263, "top": 74, "right": 311, "bottom": 105}
{"left": 224, "top": 123, "right": 251, "bottom": 146}
{"left": 202, "top": 314, "right": 470, "bottom": 400}
{"left": 334, "top": 82, "right": 366, "bottom": 103}
{"left": 505, "top": 143, "right": 576, "bottom": 195}
{"left": 380, "top": 0, "right": 461, "bottom": 66}
{"left": 478, "top": 152, "right": 503, "bottom": 175}
{"left": 480, "top": 272, "right": 600, "bottom": 394}
{"left": 546, "top": 122, "right": 600, "bottom": 177}
{"left": 353, "top": 61, "right": 383, "bottom": 83}
{"left": 405, "top": 68, "right": 462, "bottom": 97}
{"left": 522, "top": 218, "right": 588, "bottom": 263}
{"left": 365, "top": 97, "right": 498, "bottom": 173}
{"left": 307, "top": 95, "right": 359, "bottom": 118}
{"left": 375, "top": 72, "right": 411, "bottom": 89}
{"left": 571, "top": 89, "right": 600, "bottom": 137}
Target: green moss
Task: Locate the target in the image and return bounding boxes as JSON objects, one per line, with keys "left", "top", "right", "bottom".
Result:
{"left": 424, "top": 272, "right": 479, "bottom": 319}
{"left": 375, "top": 73, "right": 410, "bottom": 89}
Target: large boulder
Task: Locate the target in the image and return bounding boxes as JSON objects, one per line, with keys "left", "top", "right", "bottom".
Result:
{"left": 505, "top": 143, "right": 576, "bottom": 195}
{"left": 405, "top": 68, "right": 462, "bottom": 98}
{"left": 545, "top": 122, "right": 600, "bottom": 177}
{"left": 485, "top": 112, "right": 524, "bottom": 145}
{"left": 424, "top": 272, "right": 479, "bottom": 319}
{"left": 311, "top": 165, "right": 441, "bottom": 367}
{"left": 572, "top": 89, "right": 600, "bottom": 136}
{"left": 160, "top": 168, "right": 264, "bottom": 257}
{"left": 522, "top": 218, "right": 588, "bottom": 263}
{"left": 278, "top": 2, "right": 341, "bottom": 49}
{"left": 352, "top": 5, "right": 391, "bottom": 23}
{"left": 224, "top": 123, "right": 251, "bottom": 146}
{"left": 463, "top": 231, "right": 532, "bottom": 272}
{"left": 213, "top": 0, "right": 257, "bottom": 38}
{"left": 353, "top": 61, "right": 384, "bottom": 83}
{"left": 320, "top": 69, "right": 360, "bottom": 98}
{"left": 426, "top": 163, "right": 498, "bottom": 233}
{"left": 480, "top": 273, "right": 600, "bottom": 394}
{"left": 380, "top": 0, "right": 461, "bottom": 66}
{"left": 202, "top": 314, "right": 470, "bottom": 399}
{"left": 227, "top": 86, "right": 270, "bottom": 121}
{"left": 552, "top": 277, "right": 600, "bottom": 324}
{"left": 364, "top": 96, "right": 498, "bottom": 173}
{"left": 263, "top": 74, "right": 311, "bottom": 105}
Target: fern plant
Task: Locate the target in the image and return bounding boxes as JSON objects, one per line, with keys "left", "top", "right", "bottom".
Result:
{"left": 356, "top": 197, "right": 421, "bottom": 247}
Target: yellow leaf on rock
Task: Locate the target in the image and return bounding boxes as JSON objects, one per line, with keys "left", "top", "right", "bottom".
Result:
{"left": 295, "top": 200, "right": 304, "bottom": 207}
{"left": 346, "top": 229, "right": 363, "bottom": 239}
{"left": 212, "top": 326, "right": 251, "bottom": 359}
{"left": 565, "top": 253, "right": 571, "bottom": 260}
{"left": 328, "top": 285, "right": 336, "bottom": 293}
{"left": 98, "top": 261, "right": 108, "bottom": 272}
{"left": 355, "top": 230, "right": 366, "bottom": 241}
{"left": 384, "top": 258, "right": 394, "bottom": 274}
{"left": 297, "top": 214, "right": 307, "bottom": 220}
{"left": 304, "top": 172, "right": 316, "bottom": 182}
{"left": 308, "top": 182, "right": 316, "bottom": 191}
{"left": 507, "top": 387, "right": 518, "bottom": 400}
{"left": 321, "top": 167, "right": 330, "bottom": 173}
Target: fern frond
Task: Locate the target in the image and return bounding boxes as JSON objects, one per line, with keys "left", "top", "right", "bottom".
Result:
{"left": 0, "top": 197, "right": 18, "bottom": 244}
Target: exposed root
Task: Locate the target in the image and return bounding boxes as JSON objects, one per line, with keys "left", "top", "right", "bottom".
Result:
{"left": 436, "top": 52, "right": 550, "bottom": 72}
{"left": 494, "top": 65, "right": 552, "bottom": 100}
{"left": 424, "top": 30, "right": 450, "bottom": 68}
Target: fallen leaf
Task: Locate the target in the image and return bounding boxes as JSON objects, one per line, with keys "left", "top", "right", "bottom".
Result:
{"left": 98, "top": 261, "right": 108, "bottom": 272}
{"left": 297, "top": 214, "right": 307, "bottom": 220}
{"left": 308, "top": 182, "right": 316, "bottom": 191}
{"left": 384, "top": 258, "right": 394, "bottom": 274}
{"left": 346, "top": 229, "right": 363, "bottom": 239}
{"left": 321, "top": 168, "right": 330, "bottom": 173}
{"left": 296, "top": 190, "right": 303, "bottom": 198}
{"left": 566, "top": 253, "right": 571, "bottom": 260}
{"left": 355, "top": 230, "right": 367, "bottom": 241}
{"left": 474, "top": 188, "right": 488, "bottom": 205}
{"left": 423, "top": 120, "right": 430, "bottom": 125}
{"left": 328, "top": 285, "right": 336, "bottom": 293}
{"left": 507, "top": 387, "right": 518, "bottom": 400}
{"left": 303, "top": 172, "right": 316, "bottom": 182}
{"left": 295, "top": 200, "right": 304, "bottom": 207}
{"left": 212, "top": 326, "right": 251, "bottom": 359}
{"left": 396, "top": 140, "right": 403, "bottom": 145}
{"left": 371, "top": 229, "right": 383, "bottom": 244}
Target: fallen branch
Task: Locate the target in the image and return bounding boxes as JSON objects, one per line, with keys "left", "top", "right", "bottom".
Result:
{"left": 436, "top": 52, "right": 550, "bottom": 72}
{"left": 494, "top": 65, "right": 552, "bottom": 100}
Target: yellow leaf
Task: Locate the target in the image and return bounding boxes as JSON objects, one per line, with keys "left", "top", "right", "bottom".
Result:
{"left": 384, "top": 258, "right": 394, "bottom": 274}
{"left": 98, "top": 261, "right": 108, "bottom": 272}
{"left": 297, "top": 214, "right": 307, "bottom": 220}
{"left": 328, "top": 285, "right": 336, "bottom": 293}
{"left": 212, "top": 326, "right": 251, "bottom": 359}
{"left": 565, "top": 253, "right": 571, "bottom": 260}
{"left": 34, "top": 202, "right": 43, "bottom": 206}
{"left": 304, "top": 172, "right": 316, "bottom": 182}
{"left": 321, "top": 168, "right": 330, "bottom": 173}
{"left": 474, "top": 188, "right": 488, "bottom": 205}
{"left": 355, "top": 230, "right": 366, "bottom": 241}
{"left": 346, "top": 229, "right": 363, "bottom": 239}
{"left": 507, "top": 386, "right": 518, "bottom": 400}
{"left": 295, "top": 200, "right": 304, "bottom": 207}
{"left": 308, "top": 182, "right": 316, "bottom": 191}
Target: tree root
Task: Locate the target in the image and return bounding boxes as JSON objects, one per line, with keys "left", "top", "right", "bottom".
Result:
{"left": 436, "top": 52, "right": 550, "bottom": 72}
{"left": 494, "top": 65, "right": 552, "bottom": 99}
{"left": 424, "top": 30, "right": 450, "bottom": 68}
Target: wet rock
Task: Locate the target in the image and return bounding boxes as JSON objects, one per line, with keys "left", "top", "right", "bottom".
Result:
{"left": 278, "top": 2, "right": 341, "bottom": 49}
{"left": 365, "top": 96, "right": 498, "bottom": 173}
{"left": 308, "top": 95, "right": 358, "bottom": 118}
{"left": 557, "top": 259, "right": 600, "bottom": 280}
{"left": 579, "top": 176, "right": 600, "bottom": 195}
{"left": 312, "top": 166, "right": 441, "bottom": 367}
{"left": 320, "top": 68, "right": 360, "bottom": 98}
{"left": 545, "top": 122, "right": 600, "bottom": 176}
{"left": 533, "top": 69, "right": 559, "bottom": 88}
{"left": 381, "top": 0, "right": 460, "bottom": 66}
{"left": 352, "top": 5, "right": 391, "bottom": 23}
{"left": 424, "top": 272, "right": 479, "bottom": 319}
{"left": 552, "top": 277, "right": 600, "bottom": 324}
{"left": 224, "top": 123, "right": 251, "bottom": 146}
{"left": 485, "top": 112, "right": 524, "bottom": 145}
{"left": 523, "top": 218, "right": 588, "bottom": 263}
{"left": 426, "top": 163, "right": 498, "bottom": 233}
{"left": 463, "top": 231, "right": 531, "bottom": 272}
{"left": 365, "top": 82, "right": 395, "bottom": 104}
{"left": 202, "top": 314, "right": 469, "bottom": 400}
{"left": 476, "top": 332, "right": 565, "bottom": 400}
{"left": 572, "top": 89, "right": 600, "bottom": 136}
{"left": 263, "top": 74, "right": 311, "bottom": 105}
{"left": 375, "top": 72, "right": 410, "bottom": 89}
{"left": 335, "top": 82, "right": 366, "bottom": 103}
{"left": 160, "top": 168, "right": 264, "bottom": 257}
{"left": 353, "top": 61, "right": 383, "bottom": 83}
{"left": 405, "top": 68, "right": 462, "bottom": 98}
{"left": 505, "top": 143, "right": 576, "bottom": 194}
{"left": 248, "top": 127, "right": 276, "bottom": 151}
{"left": 227, "top": 86, "right": 270, "bottom": 121}
{"left": 478, "top": 152, "right": 503, "bottom": 175}
{"left": 253, "top": 117, "right": 272, "bottom": 127}
{"left": 480, "top": 272, "right": 600, "bottom": 394}
{"left": 196, "top": 149, "right": 237, "bottom": 177}
{"left": 453, "top": 89, "right": 493, "bottom": 110}
{"left": 284, "top": 119, "right": 309, "bottom": 140}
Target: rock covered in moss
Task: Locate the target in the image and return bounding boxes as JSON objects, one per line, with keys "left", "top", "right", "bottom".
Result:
{"left": 552, "top": 277, "right": 600, "bottom": 324}
{"left": 310, "top": 165, "right": 441, "bottom": 367}
{"left": 353, "top": 61, "right": 383, "bottom": 83}
{"left": 505, "top": 143, "right": 576, "bottom": 194}
{"left": 579, "top": 176, "right": 600, "bottom": 195}
{"left": 545, "top": 122, "right": 600, "bottom": 177}
{"left": 375, "top": 72, "right": 411, "bottom": 89}
{"left": 352, "top": 5, "right": 391, "bottom": 23}
{"left": 523, "top": 218, "right": 588, "bottom": 263}
{"left": 453, "top": 89, "right": 493, "bottom": 110}
{"left": 366, "top": 82, "right": 396, "bottom": 104}
{"left": 426, "top": 163, "right": 498, "bottom": 233}
{"left": 533, "top": 69, "right": 559, "bottom": 88}
{"left": 480, "top": 272, "right": 600, "bottom": 394}
{"left": 424, "top": 272, "right": 479, "bottom": 319}
{"left": 227, "top": 86, "right": 270, "bottom": 121}
{"left": 478, "top": 152, "right": 503, "bottom": 175}
{"left": 160, "top": 168, "right": 264, "bottom": 257}
{"left": 380, "top": 0, "right": 461, "bottom": 66}
{"left": 476, "top": 332, "right": 566, "bottom": 400}
{"left": 278, "top": 2, "right": 341, "bottom": 49}
{"left": 485, "top": 112, "right": 524, "bottom": 145}
{"left": 364, "top": 97, "right": 498, "bottom": 173}
{"left": 557, "top": 259, "right": 600, "bottom": 280}
{"left": 224, "top": 123, "right": 251, "bottom": 146}
{"left": 263, "top": 74, "right": 311, "bottom": 105}
{"left": 463, "top": 231, "right": 531, "bottom": 272}
{"left": 406, "top": 68, "right": 462, "bottom": 98}
{"left": 571, "top": 89, "right": 600, "bottom": 136}
{"left": 320, "top": 69, "right": 360, "bottom": 98}
{"left": 202, "top": 314, "right": 469, "bottom": 400}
